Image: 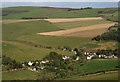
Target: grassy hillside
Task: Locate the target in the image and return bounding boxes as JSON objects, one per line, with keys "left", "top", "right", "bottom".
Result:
{"left": 2, "top": 69, "right": 38, "bottom": 80}
{"left": 2, "top": 42, "right": 74, "bottom": 62}
{"left": 79, "top": 41, "right": 117, "bottom": 52}
{"left": 17, "top": 35, "right": 91, "bottom": 48}
{"left": 69, "top": 72, "right": 118, "bottom": 80}
{"left": 3, "top": 20, "right": 91, "bottom": 48}
{"left": 74, "top": 59, "right": 118, "bottom": 73}
{"left": 2, "top": 7, "right": 118, "bottom": 20}
{"left": 3, "top": 20, "right": 61, "bottom": 41}
{"left": 2, "top": 6, "right": 101, "bottom": 19}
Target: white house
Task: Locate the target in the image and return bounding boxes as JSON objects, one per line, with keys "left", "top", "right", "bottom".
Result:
{"left": 71, "top": 50, "right": 74, "bottom": 52}
{"left": 105, "top": 55, "right": 118, "bottom": 59}
{"left": 76, "top": 56, "right": 80, "bottom": 61}
{"left": 33, "top": 68, "right": 37, "bottom": 71}
{"left": 74, "top": 51, "right": 77, "bottom": 54}
{"left": 62, "top": 56, "right": 70, "bottom": 60}
{"left": 36, "top": 61, "right": 39, "bottom": 63}
{"left": 40, "top": 60, "right": 49, "bottom": 64}
{"left": 87, "top": 56, "right": 92, "bottom": 59}
{"left": 63, "top": 48, "right": 67, "bottom": 51}
{"left": 99, "top": 54, "right": 106, "bottom": 58}
{"left": 113, "top": 56, "right": 118, "bottom": 58}
{"left": 22, "top": 63, "right": 25, "bottom": 66}
{"left": 28, "top": 61, "right": 34, "bottom": 66}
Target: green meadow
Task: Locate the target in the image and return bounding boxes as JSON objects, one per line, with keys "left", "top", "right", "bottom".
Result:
{"left": 69, "top": 72, "right": 118, "bottom": 80}
{"left": 3, "top": 20, "right": 61, "bottom": 41}
{"left": 3, "top": 20, "right": 91, "bottom": 48}
{"left": 2, "top": 69, "right": 38, "bottom": 80}
{"left": 2, "top": 6, "right": 118, "bottom": 19}
{"left": 2, "top": 42, "right": 74, "bottom": 62}
{"left": 74, "top": 59, "right": 118, "bottom": 73}
{"left": 2, "top": 6, "right": 100, "bottom": 19}
{"left": 53, "top": 19, "right": 112, "bottom": 29}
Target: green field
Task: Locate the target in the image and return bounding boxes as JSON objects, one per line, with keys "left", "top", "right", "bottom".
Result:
{"left": 2, "top": 69, "right": 38, "bottom": 80}
{"left": 74, "top": 59, "right": 118, "bottom": 73}
{"left": 2, "top": 6, "right": 101, "bottom": 19}
{"left": 53, "top": 19, "right": 112, "bottom": 29}
{"left": 3, "top": 20, "right": 61, "bottom": 41}
{"left": 2, "top": 7, "right": 118, "bottom": 19}
{"left": 2, "top": 42, "right": 74, "bottom": 62}
{"left": 2, "top": 6, "right": 118, "bottom": 80}
{"left": 69, "top": 72, "right": 118, "bottom": 80}
{"left": 17, "top": 35, "right": 91, "bottom": 48}
{"left": 3, "top": 20, "right": 91, "bottom": 48}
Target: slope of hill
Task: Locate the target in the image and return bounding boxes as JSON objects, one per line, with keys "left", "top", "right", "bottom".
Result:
{"left": 2, "top": 42, "right": 74, "bottom": 62}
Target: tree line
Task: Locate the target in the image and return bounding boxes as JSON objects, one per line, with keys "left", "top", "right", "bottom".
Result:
{"left": 21, "top": 17, "right": 48, "bottom": 19}
{"left": 96, "top": 49, "right": 118, "bottom": 56}
{"left": 92, "top": 30, "right": 118, "bottom": 41}
{"left": 2, "top": 55, "right": 22, "bottom": 70}
{"left": 67, "top": 7, "right": 92, "bottom": 11}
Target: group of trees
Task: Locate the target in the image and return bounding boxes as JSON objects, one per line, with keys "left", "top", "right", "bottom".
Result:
{"left": 96, "top": 49, "right": 117, "bottom": 56}
{"left": 68, "top": 7, "right": 92, "bottom": 11}
{"left": 41, "top": 52, "right": 76, "bottom": 79}
{"left": 2, "top": 55, "right": 22, "bottom": 69}
{"left": 36, "top": 51, "right": 86, "bottom": 79}
{"left": 92, "top": 30, "right": 118, "bottom": 41}
{"left": 108, "top": 24, "right": 118, "bottom": 31}
{"left": 21, "top": 17, "right": 48, "bottom": 19}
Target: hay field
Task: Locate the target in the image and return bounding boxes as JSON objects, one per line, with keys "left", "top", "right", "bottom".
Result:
{"left": 37, "top": 23, "right": 115, "bottom": 37}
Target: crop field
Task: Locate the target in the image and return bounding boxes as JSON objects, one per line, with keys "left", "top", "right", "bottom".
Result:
{"left": 53, "top": 19, "right": 112, "bottom": 29}
{"left": 2, "top": 69, "right": 38, "bottom": 80}
{"left": 44, "top": 17, "right": 102, "bottom": 23}
{"left": 37, "top": 23, "right": 115, "bottom": 37}
{"left": 2, "top": 42, "right": 74, "bottom": 62}
{"left": 2, "top": 19, "right": 43, "bottom": 24}
{"left": 69, "top": 72, "right": 118, "bottom": 80}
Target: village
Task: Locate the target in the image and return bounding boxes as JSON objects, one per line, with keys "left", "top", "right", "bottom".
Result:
{"left": 22, "top": 48, "right": 118, "bottom": 72}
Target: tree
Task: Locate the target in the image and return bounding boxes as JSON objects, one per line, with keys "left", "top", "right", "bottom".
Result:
{"left": 74, "top": 48, "right": 78, "bottom": 52}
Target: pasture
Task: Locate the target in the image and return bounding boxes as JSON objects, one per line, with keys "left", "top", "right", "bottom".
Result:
{"left": 2, "top": 42, "right": 74, "bottom": 62}
{"left": 17, "top": 35, "right": 91, "bottom": 48}
{"left": 2, "top": 6, "right": 101, "bottom": 19}
{"left": 74, "top": 59, "right": 118, "bottom": 73}
{"left": 2, "top": 69, "right": 38, "bottom": 80}
{"left": 2, "top": 20, "right": 60, "bottom": 41}
{"left": 80, "top": 41, "right": 117, "bottom": 51}
{"left": 2, "top": 7, "right": 117, "bottom": 20}
{"left": 69, "top": 71, "right": 118, "bottom": 80}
